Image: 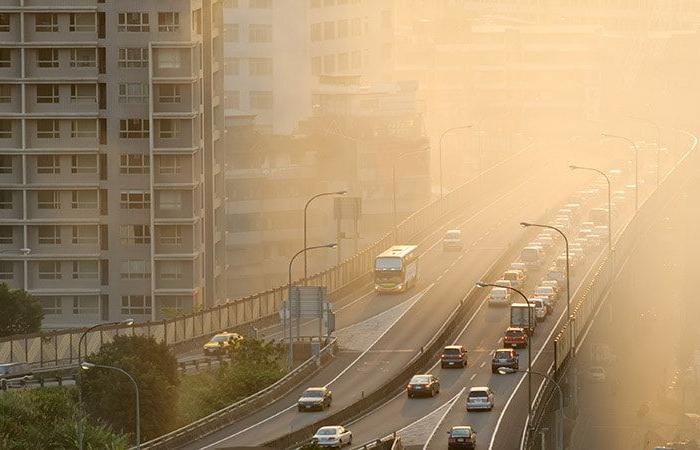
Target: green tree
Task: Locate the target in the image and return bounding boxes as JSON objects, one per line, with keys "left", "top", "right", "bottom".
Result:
{"left": 81, "top": 335, "right": 179, "bottom": 442}
{"left": 0, "top": 283, "right": 43, "bottom": 337}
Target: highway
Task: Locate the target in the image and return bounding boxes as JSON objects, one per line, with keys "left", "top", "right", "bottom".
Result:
{"left": 187, "top": 140, "right": 610, "bottom": 449}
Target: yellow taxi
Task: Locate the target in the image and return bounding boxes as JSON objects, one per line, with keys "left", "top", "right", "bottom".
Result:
{"left": 202, "top": 332, "right": 243, "bottom": 356}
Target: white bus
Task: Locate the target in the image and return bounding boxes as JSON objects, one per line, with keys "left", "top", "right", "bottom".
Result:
{"left": 374, "top": 245, "right": 419, "bottom": 294}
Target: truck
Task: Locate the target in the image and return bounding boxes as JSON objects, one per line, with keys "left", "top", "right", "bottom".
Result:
{"left": 510, "top": 303, "right": 537, "bottom": 335}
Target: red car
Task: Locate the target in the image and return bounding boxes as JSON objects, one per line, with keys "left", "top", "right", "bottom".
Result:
{"left": 503, "top": 327, "right": 528, "bottom": 349}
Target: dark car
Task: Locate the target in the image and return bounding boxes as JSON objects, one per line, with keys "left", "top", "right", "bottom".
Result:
{"left": 441, "top": 345, "right": 468, "bottom": 368}
{"left": 407, "top": 374, "right": 440, "bottom": 398}
{"left": 447, "top": 426, "right": 477, "bottom": 449}
{"left": 297, "top": 387, "right": 333, "bottom": 412}
{"left": 503, "top": 327, "right": 528, "bottom": 348}
{"left": 491, "top": 348, "right": 519, "bottom": 373}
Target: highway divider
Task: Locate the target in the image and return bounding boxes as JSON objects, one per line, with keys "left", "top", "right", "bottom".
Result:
{"left": 0, "top": 138, "right": 538, "bottom": 369}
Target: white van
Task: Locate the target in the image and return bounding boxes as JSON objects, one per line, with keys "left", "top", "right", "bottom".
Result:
{"left": 503, "top": 270, "right": 526, "bottom": 288}
{"left": 520, "top": 246, "right": 544, "bottom": 266}
{"left": 443, "top": 229, "right": 463, "bottom": 251}
{"left": 488, "top": 287, "right": 511, "bottom": 306}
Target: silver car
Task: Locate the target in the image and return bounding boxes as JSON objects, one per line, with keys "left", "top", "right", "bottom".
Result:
{"left": 466, "top": 386, "right": 494, "bottom": 411}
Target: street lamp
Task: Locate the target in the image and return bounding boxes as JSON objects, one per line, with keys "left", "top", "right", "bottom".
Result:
{"left": 520, "top": 222, "right": 574, "bottom": 354}
{"left": 497, "top": 367, "right": 568, "bottom": 450}
{"left": 80, "top": 361, "right": 141, "bottom": 450}
{"left": 569, "top": 165, "right": 612, "bottom": 255}
{"left": 628, "top": 116, "right": 662, "bottom": 187}
{"left": 439, "top": 125, "right": 472, "bottom": 199}
{"left": 287, "top": 243, "right": 337, "bottom": 369}
{"left": 601, "top": 133, "right": 639, "bottom": 211}
{"left": 77, "top": 319, "right": 134, "bottom": 450}
{"left": 393, "top": 150, "right": 428, "bottom": 238}
{"left": 303, "top": 190, "right": 347, "bottom": 283}
{"left": 476, "top": 281, "right": 533, "bottom": 421}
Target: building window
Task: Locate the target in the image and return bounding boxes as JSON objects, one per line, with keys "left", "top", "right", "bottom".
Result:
{"left": 160, "top": 260, "right": 183, "bottom": 280}
{"left": 72, "top": 296, "right": 99, "bottom": 315}
{"left": 120, "top": 154, "right": 150, "bottom": 174}
{"left": 70, "top": 13, "right": 96, "bottom": 32}
{"left": 37, "top": 119, "right": 60, "bottom": 139}
{"left": 158, "top": 12, "right": 179, "bottom": 32}
{"left": 0, "top": 85, "right": 10, "bottom": 103}
{"left": 0, "top": 191, "right": 12, "bottom": 209}
{"left": 159, "top": 225, "right": 183, "bottom": 245}
{"left": 249, "top": 58, "right": 272, "bottom": 76}
{"left": 70, "top": 120, "right": 97, "bottom": 138}
{"left": 323, "top": 54, "right": 335, "bottom": 73}
{"left": 37, "top": 49, "right": 59, "bottom": 68}
{"left": 159, "top": 155, "right": 182, "bottom": 174}
{"left": 120, "top": 224, "right": 150, "bottom": 245}
{"left": 121, "top": 295, "right": 152, "bottom": 315}
{"left": 159, "top": 191, "right": 181, "bottom": 210}
{"left": 249, "top": 24, "right": 272, "bottom": 43}
{"left": 72, "top": 225, "right": 98, "bottom": 244}
{"left": 157, "top": 49, "right": 181, "bottom": 69}
{"left": 310, "top": 23, "right": 322, "bottom": 42}
{"left": 323, "top": 21, "right": 335, "bottom": 40}
{"left": 158, "top": 85, "right": 181, "bottom": 103}
{"left": 36, "top": 84, "right": 59, "bottom": 104}
{"left": 0, "top": 49, "right": 9, "bottom": 68}
{"left": 0, "top": 120, "right": 10, "bottom": 138}
{"left": 119, "top": 119, "right": 149, "bottom": 138}
{"left": 35, "top": 13, "right": 58, "bottom": 32}
{"left": 41, "top": 297, "right": 61, "bottom": 314}
{"left": 0, "top": 155, "right": 10, "bottom": 174}
{"left": 118, "top": 48, "right": 148, "bottom": 68}
{"left": 224, "top": 91, "right": 240, "bottom": 109}
{"left": 0, "top": 14, "right": 10, "bottom": 33}
{"left": 338, "top": 19, "right": 349, "bottom": 38}
{"left": 70, "top": 48, "right": 96, "bottom": 68}
{"left": 120, "top": 191, "right": 150, "bottom": 209}
{"left": 224, "top": 57, "right": 240, "bottom": 75}
{"left": 249, "top": 0, "right": 272, "bottom": 7}
{"left": 250, "top": 91, "right": 273, "bottom": 109}
{"left": 37, "top": 155, "right": 60, "bottom": 174}
{"left": 118, "top": 82, "right": 148, "bottom": 103}
{"left": 0, "top": 226, "right": 11, "bottom": 244}
{"left": 70, "top": 84, "right": 96, "bottom": 103}
{"left": 118, "top": 12, "right": 149, "bottom": 32}
{"left": 37, "top": 190, "right": 60, "bottom": 209}
{"left": 71, "top": 190, "right": 97, "bottom": 209}
{"left": 38, "top": 260, "right": 61, "bottom": 279}
{"left": 158, "top": 119, "right": 180, "bottom": 139}
{"left": 72, "top": 260, "right": 98, "bottom": 279}
{"left": 0, "top": 261, "right": 12, "bottom": 279}
{"left": 71, "top": 154, "right": 97, "bottom": 174}
{"left": 38, "top": 225, "right": 61, "bottom": 244}
{"left": 120, "top": 259, "right": 150, "bottom": 279}
{"left": 224, "top": 24, "right": 239, "bottom": 42}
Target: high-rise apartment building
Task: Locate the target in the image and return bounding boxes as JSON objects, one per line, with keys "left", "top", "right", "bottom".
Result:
{"left": 0, "top": 0, "right": 226, "bottom": 328}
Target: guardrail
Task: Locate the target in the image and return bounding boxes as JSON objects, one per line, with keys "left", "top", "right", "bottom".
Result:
{"left": 354, "top": 433, "right": 401, "bottom": 450}
{"left": 524, "top": 130, "right": 698, "bottom": 449}
{"left": 137, "top": 337, "right": 338, "bottom": 450}
{"left": 0, "top": 138, "right": 537, "bottom": 369}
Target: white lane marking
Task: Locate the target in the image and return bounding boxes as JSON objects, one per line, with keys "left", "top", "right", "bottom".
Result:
{"left": 479, "top": 361, "right": 486, "bottom": 368}
{"left": 199, "top": 284, "right": 434, "bottom": 449}
{"left": 470, "top": 374, "right": 477, "bottom": 381}
{"left": 336, "top": 290, "right": 376, "bottom": 312}
{"left": 421, "top": 388, "right": 467, "bottom": 450}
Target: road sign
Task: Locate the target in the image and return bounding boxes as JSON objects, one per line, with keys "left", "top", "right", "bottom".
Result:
{"left": 289, "top": 286, "right": 327, "bottom": 318}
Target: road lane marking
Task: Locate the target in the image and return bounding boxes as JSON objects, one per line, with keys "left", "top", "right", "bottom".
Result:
{"left": 421, "top": 387, "right": 466, "bottom": 450}
{"left": 470, "top": 374, "right": 477, "bottom": 381}
{"left": 479, "top": 361, "right": 486, "bottom": 368}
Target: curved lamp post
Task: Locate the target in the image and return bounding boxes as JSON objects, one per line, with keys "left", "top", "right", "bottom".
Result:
{"left": 569, "top": 165, "right": 612, "bottom": 255}
{"left": 476, "top": 281, "right": 533, "bottom": 422}
{"left": 628, "top": 116, "right": 661, "bottom": 187}
{"left": 601, "top": 133, "right": 639, "bottom": 211}
{"left": 303, "top": 190, "right": 347, "bottom": 282}
{"left": 80, "top": 362, "right": 141, "bottom": 449}
{"left": 287, "top": 243, "right": 337, "bottom": 369}
{"left": 439, "top": 125, "right": 472, "bottom": 198}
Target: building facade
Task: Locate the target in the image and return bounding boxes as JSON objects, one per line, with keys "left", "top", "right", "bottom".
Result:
{"left": 0, "top": 0, "right": 226, "bottom": 328}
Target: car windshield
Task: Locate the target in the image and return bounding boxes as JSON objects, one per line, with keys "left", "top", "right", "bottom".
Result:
{"left": 506, "top": 330, "right": 523, "bottom": 336}
{"left": 410, "top": 375, "right": 431, "bottom": 384}
{"left": 375, "top": 257, "right": 402, "bottom": 270}
{"left": 375, "top": 273, "right": 403, "bottom": 283}
{"left": 303, "top": 389, "right": 324, "bottom": 397}
{"left": 495, "top": 351, "right": 512, "bottom": 359}
{"left": 469, "top": 390, "right": 488, "bottom": 398}
{"left": 446, "top": 231, "right": 460, "bottom": 239}
{"left": 211, "top": 335, "right": 229, "bottom": 342}
{"left": 317, "top": 428, "right": 338, "bottom": 436}
{"left": 0, "top": 366, "right": 10, "bottom": 375}
{"left": 451, "top": 428, "right": 472, "bottom": 437}
{"left": 443, "top": 348, "right": 461, "bottom": 355}
{"left": 532, "top": 300, "right": 544, "bottom": 308}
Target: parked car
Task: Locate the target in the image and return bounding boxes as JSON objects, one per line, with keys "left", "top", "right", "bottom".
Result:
{"left": 447, "top": 426, "right": 477, "bottom": 449}
{"left": 202, "top": 332, "right": 243, "bottom": 355}
{"left": 466, "top": 386, "right": 494, "bottom": 412}
{"left": 297, "top": 387, "right": 332, "bottom": 411}
{"left": 312, "top": 426, "right": 352, "bottom": 447}
{"left": 443, "top": 229, "right": 464, "bottom": 251}
{"left": 491, "top": 348, "right": 519, "bottom": 373}
{"left": 441, "top": 345, "right": 468, "bottom": 368}
{"left": 407, "top": 374, "right": 440, "bottom": 398}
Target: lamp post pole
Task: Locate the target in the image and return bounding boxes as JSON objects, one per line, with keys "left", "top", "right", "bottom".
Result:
{"left": 287, "top": 243, "right": 337, "bottom": 369}
{"left": 303, "top": 191, "right": 347, "bottom": 283}
{"left": 439, "top": 125, "right": 472, "bottom": 199}
{"left": 569, "top": 165, "right": 613, "bottom": 256}
{"left": 80, "top": 362, "right": 141, "bottom": 449}
{"left": 392, "top": 150, "right": 428, "bottom": 239}
{"left": 628, "top": 116, "right": 661, "bottom": 187}
{"left": 602, "top": 133, "right": 639, "bottom": 211}
{"left": 477, "top": 282, "right": 532, "bottom": 421}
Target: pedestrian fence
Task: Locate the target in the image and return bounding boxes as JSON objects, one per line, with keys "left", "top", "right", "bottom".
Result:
{"left": 0, "top": 139, "right": 539, "bottom": 368}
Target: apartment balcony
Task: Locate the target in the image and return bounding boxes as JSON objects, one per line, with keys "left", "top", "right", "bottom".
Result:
{"left": 153, "top": 188, "right": 198, "bottom": 220}
{"left": 0, "top": 84, "right": 20, "bottom": 114}
{"left": 11, "top": 1, "right": 97, "bottom": 9}
{"left": 0, "top": 260, "right": 24, "bottom": 290}
{"left": 25, "top": 118, "right": 99, "bottom": 150}
{"left": 151, "top": 45, "right": 198, "bottom": 81}
{"left": 0, "top": 189, "right": 23, "bottom": 220}
{"left": 0, "top": 13, "right": 20, "bottom": 43}
{"left": 0, "top": 155, "right": 21, "bottom": 184}
{"left": 152, "top": 83, "right": 200, "bottom": 115}
{"left": 23, "top": 12, "right": 98, "bottom": 44}
{"left": 25, "top": 47, "right": 99, "bottom": 80}
{"left": 0, "top": 48, "right": 21, "bottom": 80}
{"left": 152, "top": 155, "right": 198, "bottom": 186}
{"left": 25, "top": 154, "right": 99, "bottom": 185}
{"left": 153, "top": 224, "right": 200, "bottom": 256}
{"left": 153, "top": 258, "right": 198, "bottom": 291}
{"left": 27, "top": 224, "right": 100, "bottom": 256}
{"left": 26, "top": 258, "right": 102, "bottom": 292}
{"left": 152, "top": 117, "right": 200, "bottom": 151}
{"left": 26, "top": 189, "right": 99, "bottom": 221}
{"left": 25, "top": 83, "right": 99, "bottom": 115}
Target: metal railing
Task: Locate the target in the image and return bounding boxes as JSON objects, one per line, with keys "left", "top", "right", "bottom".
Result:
{"left": 0, "top": 139, "right": 537, "bottom": 369}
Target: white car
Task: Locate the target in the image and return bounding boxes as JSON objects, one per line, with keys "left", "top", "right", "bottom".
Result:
{"left": 541, "top": 279, "right": 560, "bottom": 293}
{"left": 534, "top": 285, "right": 557, "bottom": 303}
{"left": 313, "top": 426, "right": 353, "bottom": 447}
{"left": 488, "top": 287, "right": 511, "bottom": 306}
{"left": 531, "top": 298, "right": 547, "bottom": 321}
{"left": 466, "top": 386, "right": 494, "bottom": 411}
{"left": 495, "top": 279, "right": 514, "bottom": 289}
{"left": 503, "top": 269, "right": 526, "bottom": 288}
{"left": 509, "top": 261, "right": 528, "bottom": 275}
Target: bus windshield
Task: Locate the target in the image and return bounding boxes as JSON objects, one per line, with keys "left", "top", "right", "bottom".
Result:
{"left": 375, "top": 257, "right": 402, "bottom": 270}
